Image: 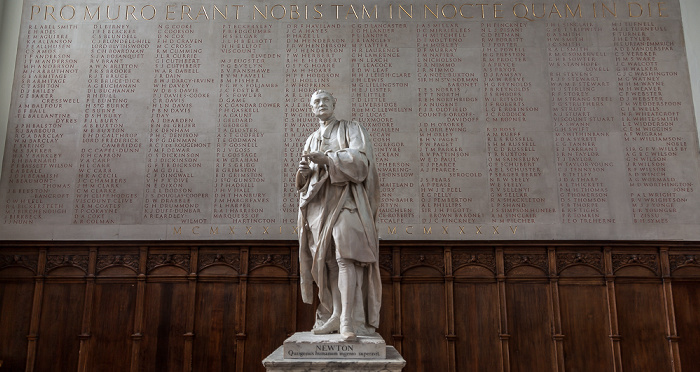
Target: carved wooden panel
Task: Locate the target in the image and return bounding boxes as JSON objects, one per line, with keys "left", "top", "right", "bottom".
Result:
{"left": 669, "top": 253, "right": 700, "bottom": 273}
{"left": 379, "top": 252, "right": 393, "bottom": 274}
{"left": 612, "top": 253, "right": 659, "bottom": 276}
{"left": 96, "top": 254, "right": 139, "bottom": 274}
{"left": 504, "top": 253, "right": 548, "bottom": 274}
{"left": 0, "top": 254, "right": 37, "bottom": 274}
{"left": 198, "top": 253, "right": 241, "bottom": 273}
{"left": 249, "top": 253, "right": 291, "bottom": 274}
{"left": 45, "top": 254, "right": 89, "bottom": 273}
{"left": 556, "top": 252, "right": 604, "bottom": 274}
{"left": 146, "top": 253, "right": 191, "bottom": 273}
{"left": 453, "top": 251, "right": 496, "bottom": 274}
{"left": 400, "top": 252, "right": 445, "bottom": 275}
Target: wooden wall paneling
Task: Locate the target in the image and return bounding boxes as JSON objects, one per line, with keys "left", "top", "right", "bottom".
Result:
{"left": 87, "top": 248, "right": 139, "bottom": 372}
{"left": 614, "top": 249, "right": 671, "bottom": 372}
{"left": 293, "top": 246, "right": 319, "bottom": 335}
{"left": 659, "top": 247, "right": 681, "bottom": 372}
{"left": 671, "top": 281, "right": 700, "bottom": 372}
{"left": 557, "top": 248, "right": 613, "bottom": 372}
{"left": 547, "top": 247, "right": 565, "bottom": 372}
{"left": 377, "top": 247, "right": 394, "bottom": 344}
{"left": 34, "top": 281, "right": 86, "bottom": 372}
{"left": 77, "top": 247, "right": 97, "bottom": 372}
{"left": 289, "top": 244, "right": 299, "bottom": 336}
{"left": 444, "top": 247, "right": 457, "bottom": 372}
{"left": 87, "top": 282, "right": 137, "bottom": 372}
{"left": 452, "top": 248, "right": 500, "bottom": 372}
{"left": 559, "top": 284, "right": 614, "bottom": 372}
{"left": 399, "top": 248, "right": 448, "bottom": 372}
{"left": 139, "top": 279, "right": 189, "bottom": 372}
{"left": 604, "top": 247, "right": 623, "bottom": 372}
{"left": 505, "top": 280, "right": 554, "bottom": 372}
{"left": 244, "top": 248, "right": 293, "bottom": 372}
{"left": 495, "top": 247, "right": 510, "bottom": 372}
{"left": 192, "top": 247, "right": 241, "bottom": 372}
{"left": 392, "top": 246, "right": 403, "bottom": 353}
{"left": 0, "top": 241, "right": 698, "bottom": 370}
{"left": 192, "top": 280, "right": 238, "bottom": 372}
{"left": 0, "top": 250, "right": 37, "bottom": 371}
{"left": 615, "top": 281, "right": 672, "bottom": 371}
{"left": 504, "top": 249, "right": 554, "bottom": 372}
{"left": 129, "top": 246, "right": 148, "bottom": 372}
{"left": 139, "top": 249, "right": 191, "bottom": 372}
{"left": 294, "top": 282, "right": 317, "bottom": 333}
{"left": 182, "top": 246, "right": 199, "bottom": 372}
{"left": 35, "top": 249, "right": 88, "bottom": 372}
{"left": 669, "top": 249, "right": 700, "bottom": 372}
{"left": 25, "top": 248, "right": 46, "bottom": 372}
{"left": 235, "top": 247, "right": 249, "bottom": 372}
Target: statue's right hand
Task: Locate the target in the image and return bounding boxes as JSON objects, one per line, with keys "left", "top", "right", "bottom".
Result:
{"left": 296, "top": 162, "right": 311, "bottom": 190}
{"left": 298, "top": 167, "right": 312, "bottom": 179}
{"left": 298, "top": 159, "right": 312, "bottom": 178}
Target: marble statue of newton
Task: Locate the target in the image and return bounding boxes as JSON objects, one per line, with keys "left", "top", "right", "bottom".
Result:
{"left": 296, "top": 90, "right": 382, "bottom": 342}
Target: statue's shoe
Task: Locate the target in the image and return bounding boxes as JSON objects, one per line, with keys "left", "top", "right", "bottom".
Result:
{"left": 340, "top": 331, "right": 357, "bottom": 342}
{"left": 312, "top": 316, "right": 340, "bottom": 335}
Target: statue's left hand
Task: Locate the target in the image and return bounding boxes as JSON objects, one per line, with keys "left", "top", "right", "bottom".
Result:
{"left": 302, "top": 151, "right": 330, "bottom": 166}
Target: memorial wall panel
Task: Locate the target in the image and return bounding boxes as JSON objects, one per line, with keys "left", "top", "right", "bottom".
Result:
{"left": 1, "top": 0, "right": 699, "bottom": 240}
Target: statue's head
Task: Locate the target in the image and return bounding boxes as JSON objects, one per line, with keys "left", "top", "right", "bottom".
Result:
{"left": 310, "top": 90, "right": 337, "bottom": 121}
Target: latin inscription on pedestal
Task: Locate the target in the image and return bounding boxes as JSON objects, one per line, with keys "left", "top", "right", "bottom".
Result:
{"left": 283, "top": 332, "right": 386, "bottom": 359}
{"left": 1, "top": 1, "right": 699, "bottom": 240}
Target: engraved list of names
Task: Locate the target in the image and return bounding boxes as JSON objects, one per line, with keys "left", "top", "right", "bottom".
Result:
{"left": 1, "top": 1, "right": 699, "bottom": 240}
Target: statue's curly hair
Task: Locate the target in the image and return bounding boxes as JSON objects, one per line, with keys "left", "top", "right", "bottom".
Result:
{"left": 310, "top": 90, "right": 336, "bottom": 104}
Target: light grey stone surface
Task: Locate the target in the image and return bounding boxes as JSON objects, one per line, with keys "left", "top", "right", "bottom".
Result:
{"left": 283, "top": 332, "right": 386, "bottom": 359}
{"left": 0, "top": 0, "right": 699, "bottom": 241}
{"left": 263, "top": 345, "right": 404, "bottom": 372}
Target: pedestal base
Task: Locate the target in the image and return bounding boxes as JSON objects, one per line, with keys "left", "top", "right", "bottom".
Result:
{"left": 262, "top": 345, "right": 405, "bottom": 372}
{"left": 283, "top": 331, "right": 386, "bottom": 359}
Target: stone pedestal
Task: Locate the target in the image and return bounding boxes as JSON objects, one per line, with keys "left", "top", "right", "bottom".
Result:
{"left": 262, "top": 345, "right": 405, "bottom": 372}
{"left": 283, "top": 332, "right": 387, "bottom": 359}
{"left": 262, "top": 332, "right": 405, "bottom": 371}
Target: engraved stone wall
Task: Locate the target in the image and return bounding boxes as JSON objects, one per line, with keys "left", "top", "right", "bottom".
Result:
{"left": 1, "top": 0, "right": 699, "bottom": 240}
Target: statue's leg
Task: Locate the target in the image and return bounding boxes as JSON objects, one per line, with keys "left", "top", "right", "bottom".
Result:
{"left": 312, "top": 255, "right": 341, "bottom": 334}
{"left": 352, "top": 264, "right": 371, "bottom": 335}
{"left": 337, "top": 258, "right": 358, "bottom": 341}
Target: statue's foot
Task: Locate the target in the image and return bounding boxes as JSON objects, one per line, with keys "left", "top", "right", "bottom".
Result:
{"left": 354, "top": 323, "right": 375, "bottom": 336}
{"left": 340, "top": 331, "right": 357, "bottom": 342}
{"left": 340, "top": 324, "right": 357, "bottom": 342}
{"left": 312, "top": 316, "right": 340, "bottom": 335}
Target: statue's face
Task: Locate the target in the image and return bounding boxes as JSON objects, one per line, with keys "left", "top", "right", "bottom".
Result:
{"left": 310, "top": 92, "right": 335, "bottom": 121}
